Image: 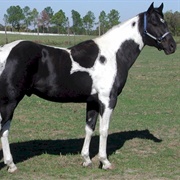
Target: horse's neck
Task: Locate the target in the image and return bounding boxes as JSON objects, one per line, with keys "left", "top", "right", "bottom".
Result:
{"left": 95, "top": 15, "right": 144, "bottom": 57}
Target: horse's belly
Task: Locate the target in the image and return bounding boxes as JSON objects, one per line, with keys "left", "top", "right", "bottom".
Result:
{"left": 32, "top": 71, "right": 94, "bottom": 102}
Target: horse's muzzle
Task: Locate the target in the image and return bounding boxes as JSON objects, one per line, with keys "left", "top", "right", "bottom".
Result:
{"left": 163, "top": 40, "right": 176, "bottom": 55}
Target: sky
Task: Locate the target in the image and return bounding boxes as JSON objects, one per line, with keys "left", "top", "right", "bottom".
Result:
{"left": 0, "top": 0, "right": 179, "bottom": 26}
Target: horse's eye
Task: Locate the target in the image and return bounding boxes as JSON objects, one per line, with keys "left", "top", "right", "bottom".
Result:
{"left": 150, "top": 15, "right": 158, "bottom": 26}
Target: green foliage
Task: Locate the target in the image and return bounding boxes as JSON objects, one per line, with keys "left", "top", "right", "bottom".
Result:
{"left": 71, "top": 10, "right": 83, "bottom": 34}
{"left": 98, "top": 9, "right": 120, "bottom": 35}
{"left": 99, "top": 11, "right": 108, "bottom": 34}
{"left": 107, "top": 9, "right": 120, "bottom": 28}
{"left": 6, "top": 6, "right": 24, "bottom": 31}
{"left": 44, "top": 6, "right": 54, "bottom": 19}
{"left": 83, "top": 11, "right": 95, "bottom": 35}
{"left": 31, "top": 8, "right": 39, "bottom": 30}
{"left": 23, "top": 6, "right": 33, "bottom": 31}
{"left": 164, "top": 11, "right": 180, "bottom": 36}
{"left": 51, "top": 10, "right": 67, "bottom": 34}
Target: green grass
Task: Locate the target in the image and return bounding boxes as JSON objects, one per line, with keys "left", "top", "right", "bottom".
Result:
{"left": 0, "top": 35, "right": 179, "bottom": 179}
{"left": 0, "top": 33, "right": 96, "bottom": 47}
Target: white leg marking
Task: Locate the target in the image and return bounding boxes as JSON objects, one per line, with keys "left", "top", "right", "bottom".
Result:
{"left": 99, "top": 108, "right": 113, "bottom": 169}
{"left": 1, "top": 120, "right": 17, "bottom": 173}
{"left": 81, "top": 125, "right": 93, "bottom": 167}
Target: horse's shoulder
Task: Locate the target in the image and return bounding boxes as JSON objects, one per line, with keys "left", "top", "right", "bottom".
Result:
{"left": 69, "top": 40, "right": 99, "bottom": 68}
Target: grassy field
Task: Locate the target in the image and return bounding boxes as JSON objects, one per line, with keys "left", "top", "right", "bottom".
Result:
{"left": 0, "top": 34, "right": 179, "bottom": 179}
{"left": 0, "top": 33, "right": 96, "bottom": 47}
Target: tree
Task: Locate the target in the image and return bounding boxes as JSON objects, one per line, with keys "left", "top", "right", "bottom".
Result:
{"left": 71, "top": 10, "right": 83, "bottom": 34}
{"left": 3, "top": 14, "right": 8, "bottom": 43}
{"left": 164, "top": 10, "right": 180, "bottom": 36}
{"left": 44, "top": 7, "right": 54, "bottom": 19}
{"left": 83, "top": 11, "right": 95, "bottom": 35}
{"left": 107, "top": 9, "right": 120, "bottom": 29}
{"left": 6, "top": 6, "right": 24, "bottom": 31}
{"left": 31, "top": 8, "right": 39, "bottom": 31}
{"left": 99, "top": 11, "right": 108, "bottom": 35}
{"left": 174, "top": 11, "right": 180, "bottom": 36}
{"left": 51, "top": 10, "right": 67, "bottom": 34}
{"left": 38, "top": 10, "right": 50, "bottom": 33}
{"left": 44, "top": 6, "right": 54, "bottom": 31}
{"left": 23, "top": 6, "right": 32, "bottom": 31}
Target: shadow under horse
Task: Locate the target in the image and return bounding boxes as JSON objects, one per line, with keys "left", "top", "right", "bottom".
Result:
{"left": 0, "top": 129, "right": 162, "bottom": 170}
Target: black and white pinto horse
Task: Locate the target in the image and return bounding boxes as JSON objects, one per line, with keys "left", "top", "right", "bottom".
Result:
{"left": 0, "top": 3, "right": 176, "bottom": 172}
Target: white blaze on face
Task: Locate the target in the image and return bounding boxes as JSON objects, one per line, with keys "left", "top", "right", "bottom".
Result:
{"left": 0, "top": 40, "right": 23, "bottom": 77}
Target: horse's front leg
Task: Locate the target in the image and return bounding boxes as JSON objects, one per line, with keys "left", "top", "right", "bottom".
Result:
{"left": 81, "top": 101, "right": 99, "bottom": 167}
{"left": 98, "top": 106, "right": 113, "bottom": 169}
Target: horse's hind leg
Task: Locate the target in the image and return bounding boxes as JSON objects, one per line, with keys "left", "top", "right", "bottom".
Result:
{"left": 1, "top": 120, "right": 17, "bottom": 173}
{"left": 0, "top": 101, "right": 20, "bottom": 173}
{"left": 81, "top": 101, "right": 99, "bottom": 167}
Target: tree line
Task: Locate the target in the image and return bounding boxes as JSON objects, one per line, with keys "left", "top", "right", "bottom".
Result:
{"left": 2, "top": 6, "right": 120, "bottom": 36}
{"left": 1, "top": 5, "right": 180, "bottom": 36}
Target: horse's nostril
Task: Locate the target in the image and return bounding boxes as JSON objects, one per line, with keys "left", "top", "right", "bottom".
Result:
{"left": 169, "top": 42, "right": 176, "bottom": 52}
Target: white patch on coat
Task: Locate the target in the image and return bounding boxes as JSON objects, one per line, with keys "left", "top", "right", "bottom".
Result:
{"left": 94, "top": 16, "right": 144, "bottom": 54}
{"left": 0, "top": 40, "right": 23, "bottom": 77}
{"left": 70, "top": 15, "right": 144, "bottom": 99}
{"left": 70, "top": 52, "right": 117, "bottom": 96}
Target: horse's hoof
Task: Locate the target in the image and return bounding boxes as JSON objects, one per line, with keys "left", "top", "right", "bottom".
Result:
{"left": 82, "top": 161, "right": 92, "bottom": 168}
{"left": 102, "top": 163, "right": 114, "bottom": 170}
{"left": 8, "top": 165, "right": 17, "bottom": 173}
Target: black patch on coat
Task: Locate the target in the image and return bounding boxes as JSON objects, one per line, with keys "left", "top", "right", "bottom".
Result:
{"left": 99, "top": 55, "right": 106, "bottom": 64}
{"left": 32, "top": 44, "right": 93, "bottom": 102}
{"left": 109, "top": 40, "right": 141, "bottom": 109}
{"left": 0, "top": 41, "right": 94, "bottom": 105}
{"left": 86, "top": 100, "right": 99, "bottom": 131}
{"left": 138, "top": 13, "right": 146, "bottom": 43}
{"left": 0, "top": 41, "right": 42, "bottom": 124}
{"left": 70, "top": 40, "right": 99, "bottom": 68}
{"left": 132, "top": 21, "right": 136, "bottom": 27}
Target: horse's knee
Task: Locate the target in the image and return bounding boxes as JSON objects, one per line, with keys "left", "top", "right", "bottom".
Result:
{"left": 99, "top": 128, "right": 108, "bottom": 138}
{"left": 1, "top": 120, "right": 11, "bottom": 135}
{"left": 85, "top": 125, "right": 93, "bottom": 136}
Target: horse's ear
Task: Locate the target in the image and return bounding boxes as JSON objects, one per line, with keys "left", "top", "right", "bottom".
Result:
{"left": 158, "top": 3, "right": 164, "bottom": 12}
{"left": 147, "top": 2, "right": 154, "bottom": 14}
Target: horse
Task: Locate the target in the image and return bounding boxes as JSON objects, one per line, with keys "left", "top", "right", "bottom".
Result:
{"left": 0, "top": 3, "right": 176, "bottom": 173}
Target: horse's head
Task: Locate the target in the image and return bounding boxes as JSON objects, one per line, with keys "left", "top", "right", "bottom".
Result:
{"left": 143, "top": 3, "right": 176, "bottom": 54}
